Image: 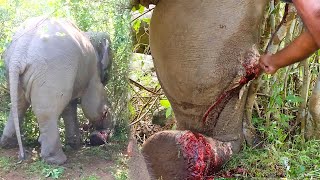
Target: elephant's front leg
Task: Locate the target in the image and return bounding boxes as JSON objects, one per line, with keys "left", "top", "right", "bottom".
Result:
{"left": 62, "top": 99, "right": 81, "bottom": 149}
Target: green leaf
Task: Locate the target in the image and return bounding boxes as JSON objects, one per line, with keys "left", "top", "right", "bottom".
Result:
{"left": 286, "top": 95, "right": 304, "bottom": 103}
{"left": 280, "top": 113, "right": 295, "bottom": 122}
{"left": 128, "top": 102, "right": 136, "bottom": 117}
{"left": 160, "top": 99, "right": 171, "bottom": 108}
{"left": 138, "top": 5, "right": 145, "bottom": 14}
{"left": 142, "top": 18, "right": 150, "bottom": 25}
{"left": 165, "top": 107, "right": 172, "bottom": 118}
{"left": 275, "top": 96, "right": 283, "bottom": 106}
{"left": 133, "top": 19, "right": 141, "bottom": 33}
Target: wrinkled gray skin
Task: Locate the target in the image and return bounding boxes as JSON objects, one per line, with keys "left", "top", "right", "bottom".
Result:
{"left": 0, "top": 17, "right": 112, "bottom": 165}
{"left": 129, "top": 0, "right": 268, "bottom": 179}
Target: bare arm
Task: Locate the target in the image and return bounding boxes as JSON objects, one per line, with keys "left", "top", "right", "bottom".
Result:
{"left": 260, "top": 0, "right": 320, "bottom": 74}
{"left": 293, "top": 0, "right": 320, "bottom": 47}
{"left": 260, "top": 30, "right": 318, "bottom": 74}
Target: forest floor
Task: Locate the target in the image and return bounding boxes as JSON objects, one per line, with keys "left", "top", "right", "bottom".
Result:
{"left": 0, "top": 139, "right": 128, "bottom": 180}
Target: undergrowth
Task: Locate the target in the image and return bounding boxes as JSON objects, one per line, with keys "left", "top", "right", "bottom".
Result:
{"left": 223, "top": 137, "right": 320, "bottom": 179}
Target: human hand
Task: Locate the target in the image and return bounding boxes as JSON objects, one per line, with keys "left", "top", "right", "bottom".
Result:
{"left": 259, "top": 53, "right": 279, "bottom": 74}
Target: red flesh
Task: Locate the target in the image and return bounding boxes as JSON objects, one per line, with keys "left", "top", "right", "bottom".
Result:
{"left": 202, "top": 58, "right": 261, "bottom": 124}
{"left": 176, "top": 131, "right": 232, "bottom": 179}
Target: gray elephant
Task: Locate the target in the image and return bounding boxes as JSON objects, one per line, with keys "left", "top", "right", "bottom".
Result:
{"left": 62, "top": 31, "right": 113, "bottom": 149}
{"left": 129, "top": 0, "right": 268, "bottom": 179}
{"left": 0, "top": 16, "right": 112, "bottom": 165}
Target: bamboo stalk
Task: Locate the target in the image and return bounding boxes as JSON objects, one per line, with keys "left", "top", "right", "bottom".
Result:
{"left": 298, "top": 58, "right": 310, "bottom": 142}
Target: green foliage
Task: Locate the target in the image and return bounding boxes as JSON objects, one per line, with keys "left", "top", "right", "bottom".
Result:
{"left": 111, "top": 155, "right": 128, "bottom": 180}
{"left": 160, "top": 99, "right": 173, "bottom": 118}
{"left": 43, "top": 167, "right": 64, "bottom": 179}
{"left": 224, "top": 138, "right": 320, "bottom": 178}
{"left": 221, "top": 1, "right": 320, "bottom": 178}
{"left": 27, "top": 160, "right": 64, "bottom": 179}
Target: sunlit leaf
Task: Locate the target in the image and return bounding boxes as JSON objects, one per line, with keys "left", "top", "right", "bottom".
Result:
{"left": 160, "top": 99, "right": 171, "bottom": 108}
{"left": 133, "top": 19, "right": 141, "bottom": 33}
{"left": 142, "top": 18, "right": 150, "bottom": 25}
{"left": 138, "top": 5, "right": 145, "bottom": 14}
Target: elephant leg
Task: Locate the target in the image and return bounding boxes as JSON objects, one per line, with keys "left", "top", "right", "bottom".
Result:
{"left": 0, "top": 86, "right": 29, "bottom": 148}
{"left": 309, "top": 75, "right": 320, "bottom": 138}
{"left": 62, "top": 99, "right": 81, "bottom": 149}
{"left": 142, "top": 130, "right": 233, "bottom": 180}
{"left": 37, "top": 115, "right": 66, "bottom": 165}
{"left": 31, "top": 88, "right": 69, "bottom": 165}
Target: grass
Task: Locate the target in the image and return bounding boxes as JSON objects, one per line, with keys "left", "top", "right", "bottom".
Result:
{"left": 26, "top": 160, "right": 64, "bottom": 179}
{"left": 222, "top": 136, "right": 320, "bottom": 179}
{"left": 0, "top": 156, "right": 14, "bottom": 172}
{"left": 81, "top": 175, "right": 100, "bottom": 180}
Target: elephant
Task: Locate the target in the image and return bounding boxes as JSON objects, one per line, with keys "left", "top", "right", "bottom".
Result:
{"left": 0, "top": 16, "right": 112, "bottom": 165}
{"left": 62, "top": 31, "right": 113, "bottom": 149}
{"left": 129, "top": 0, "right": 268, "bottom": 179}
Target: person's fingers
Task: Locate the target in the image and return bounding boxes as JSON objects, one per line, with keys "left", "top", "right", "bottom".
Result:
{"left": 259, "top": 60, "right": 268, "bottom": 72}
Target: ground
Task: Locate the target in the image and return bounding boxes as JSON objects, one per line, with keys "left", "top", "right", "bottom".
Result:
{"left": 0, "top": 141, "right": 128, "bottom": 180}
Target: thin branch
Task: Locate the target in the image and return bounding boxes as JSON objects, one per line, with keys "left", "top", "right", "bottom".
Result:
{"left": 129, "top": 78, "right": 163, "bottom": 95}
{"left": 265, "top": 4, "right": 289, "bottom": 53}
{"left": 132, "top": 87, "right": 161, "bottom": 120}
{"left": 131, "top": 7, "right": 154, "bottom": 23}
{"left": 129, "top": 96, "right": 160, "bottom": 126}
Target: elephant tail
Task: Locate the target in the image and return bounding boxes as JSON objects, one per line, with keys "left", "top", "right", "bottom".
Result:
{"left": 8, "top": 64, "right": 25, "bottom": 160}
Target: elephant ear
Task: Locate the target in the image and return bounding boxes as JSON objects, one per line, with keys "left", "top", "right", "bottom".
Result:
{"left": 85, "top": 32, "right": 113, "bottom": 85}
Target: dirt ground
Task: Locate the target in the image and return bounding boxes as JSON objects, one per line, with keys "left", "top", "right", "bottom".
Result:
{"left": 0, "top": 142, "right": 128, "bottom": 180}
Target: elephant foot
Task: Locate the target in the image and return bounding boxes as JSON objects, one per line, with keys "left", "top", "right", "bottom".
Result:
{"left": 66, "top": 142, "right": 80, "bottom": 150}
{"left": 0, "top": 135, "right": 18, "bottom": 149}
{"left": 41, "top": 149, "right": 67, "bottom": 165}
{"left": 65, "top": 137, "right": 81, "bottom": 150}
{"left": 142, "top": 130, "right": 233, "bottom": 179}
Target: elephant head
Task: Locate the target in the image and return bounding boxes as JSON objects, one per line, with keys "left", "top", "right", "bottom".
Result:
{"left": 85, "top": 32, "right": 113, "bottom": 85}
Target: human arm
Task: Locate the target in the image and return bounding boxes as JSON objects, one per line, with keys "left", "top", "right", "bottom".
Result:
{"left": 260, "top": 0, "right": 320, "bottom": 74}
{"left": 293, "top": 0, "right": 320, "bottom": 47}
{"left": 260, "top": 29, "right": 318, "bottom": 74}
